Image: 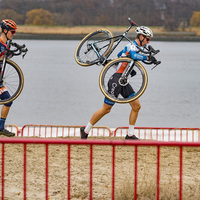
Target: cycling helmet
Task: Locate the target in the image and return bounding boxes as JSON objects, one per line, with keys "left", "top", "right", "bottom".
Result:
{"left": 1, "top": 19, "right": 17, "bottom": 30}
{"left": 135, "top": 26, "right": 153, "bottom": 37}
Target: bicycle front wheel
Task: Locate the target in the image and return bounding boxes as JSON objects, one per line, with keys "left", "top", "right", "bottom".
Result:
{"left": 75, "top": 29, "right": 114, "bottom": 66}
{"left": 0, "top": 59, "right": 24, "bottom": 105}
{"left": 99, "top": 58, "right": 148, "bottom": 103}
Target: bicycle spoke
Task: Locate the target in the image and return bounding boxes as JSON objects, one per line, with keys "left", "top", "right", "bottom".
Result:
{"left": 75, "top": 29, "right": 114, "bottom": 66}
{"left": 0, "top": 60, "right": 23, "bottom": 104}
{"left": 99, "top": 58, "right": 148, "bottom": 103}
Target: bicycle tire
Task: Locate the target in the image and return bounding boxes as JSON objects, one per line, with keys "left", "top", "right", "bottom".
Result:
{"left": 99, "top": 58, "right": 148, "bottom": 103}
{"left": 75, "top": 29, "right": 114, "bottom": 66}
{"left": 0, "top": 59, "right": 24, "bottom": 105}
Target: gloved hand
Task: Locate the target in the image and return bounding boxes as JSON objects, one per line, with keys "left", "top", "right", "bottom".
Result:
{"left": 130, "top": 69, "right": 137, "bottom": 77}
{"left": 7, "top": 52, "right": 13, "bottom": 59}
{"left": 148, "top": 55, "right": 157, "bottom": 63}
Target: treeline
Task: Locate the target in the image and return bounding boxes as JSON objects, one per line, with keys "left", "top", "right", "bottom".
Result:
{"left": 0, "top": 0, "right": 200, "bottom": 30}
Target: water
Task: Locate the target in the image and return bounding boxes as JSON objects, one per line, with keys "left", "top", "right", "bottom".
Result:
{"left": 3, "top": 40, "right": 200, "bottom": 128}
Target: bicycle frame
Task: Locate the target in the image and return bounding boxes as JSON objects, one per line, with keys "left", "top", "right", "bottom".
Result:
{"left": 91, "top": 24, "right": 134, "bottom": 65}
{"left": 0, "top": 40, "right": 27, "bottom": 84}
{"left": 0, "top": 40, "right": 11, "bottom": 84}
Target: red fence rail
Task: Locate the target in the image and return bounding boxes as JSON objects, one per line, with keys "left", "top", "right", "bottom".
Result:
{"left": 20, "top": 124, "right": 200, "bottom": 142}
{"left": 114, "top": 127, "right": 200, "bottom": 141}
{"left": 20, "top": 124, "right": 112, "bottom": 137}
{"left": 1, "top": 138, "right": 200, "bottom": 199}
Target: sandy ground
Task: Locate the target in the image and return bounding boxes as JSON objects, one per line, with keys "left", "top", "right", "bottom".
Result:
{"left": 0, "top": 136, "right": 200, "bottom": 199}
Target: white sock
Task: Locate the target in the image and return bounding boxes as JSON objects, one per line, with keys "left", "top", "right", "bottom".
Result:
{"left": 84, "top": 122, "right": 93, "bottom": 134}
{"left": 128, "top": 125, "right": 135, "bottom": 136}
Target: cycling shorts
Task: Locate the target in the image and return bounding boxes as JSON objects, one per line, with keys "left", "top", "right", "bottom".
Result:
{"left": 104, "top": 73, "right": 135, "bottom": 106}
{"left": 0, "top": 86, "right": 13, "bottom": 107}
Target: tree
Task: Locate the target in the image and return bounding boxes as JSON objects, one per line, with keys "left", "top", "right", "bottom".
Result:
{"left": 25, "top": 9, "right": 54, "bottom": 25}
{"left": 190, "top": 10, "right": 200, "bottom": 26}
{"left": 0, "top": 9, "right": 24, "bottom": 24}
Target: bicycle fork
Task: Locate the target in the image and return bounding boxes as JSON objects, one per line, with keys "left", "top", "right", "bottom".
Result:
{"left": 119, "top": 60, "right": 135, "bottom": 86}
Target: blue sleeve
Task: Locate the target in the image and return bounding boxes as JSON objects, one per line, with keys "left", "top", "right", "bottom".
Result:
{"left": 117, "top": 50, "right": 123, "bottom": 58}
{"left": 0, "top": 43, "right": 7, "bottom": 56}
{"left": 129, "top": 50, "right": 148, "bottom": 61}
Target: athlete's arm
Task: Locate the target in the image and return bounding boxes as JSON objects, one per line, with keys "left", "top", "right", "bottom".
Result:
{"left": 129, "top": 50, "right": 148, "bottom": 61}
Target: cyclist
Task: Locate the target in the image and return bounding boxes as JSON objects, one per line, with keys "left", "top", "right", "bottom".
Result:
{"left": 0, "top": 19, "right": 17, "bottom": 137}
{"left": 81, "top": 26, "right": 156, "bottom": 140}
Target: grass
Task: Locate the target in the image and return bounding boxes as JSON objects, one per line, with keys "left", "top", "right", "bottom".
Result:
{"left": 17, "top": 25, "right": 200, "bottom": 36}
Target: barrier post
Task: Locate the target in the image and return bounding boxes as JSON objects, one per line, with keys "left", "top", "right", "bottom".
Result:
{"left": 112, "top": 145, "right": 115, "bottom": 200}
{"left": 2, "top": 143, "right": 5, "bottom": 200}
{"left": 68, "top": 145, "right": 71, "bottom": 200}
{"left": 180, "top": 147, "right": 183, "bottom": 200}
{"left": 134, "top": 146, "right": 138, "bottom": 200}
{"left": 90, "top": 145, "right": 93, "bottom": 200}
{"left": 46, "top": 144, "right": 49, "bottom": 200}
{"left": 157, "top": 146, "right": 160, "bottom": 200}
{"left": 24, "top": 144, "right": 27, "bottom": 200}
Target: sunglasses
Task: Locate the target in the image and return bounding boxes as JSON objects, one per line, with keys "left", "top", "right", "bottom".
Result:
{"left": 145, "top": 37, "right": 150, "bottom": 42}
{"left": 10, "top": 30, "right": 16, "bottom": 35}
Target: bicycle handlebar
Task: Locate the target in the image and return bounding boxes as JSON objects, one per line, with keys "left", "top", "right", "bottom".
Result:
{"left": 7, "top": 40, "right": 28, "bottom": 58}
{"left": 135, "top": 45, "right": 161, "bottom": 68}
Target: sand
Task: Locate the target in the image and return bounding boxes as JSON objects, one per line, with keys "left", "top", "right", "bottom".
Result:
{"left": 0, "top": 136, "right": 200, "bottom": 199}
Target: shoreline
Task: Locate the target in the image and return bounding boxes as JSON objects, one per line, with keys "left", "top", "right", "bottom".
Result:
{"left": 14, "top": 32, "right": 200, "bottom": 41}
{"left": 15, "top": 25, "right": 200, "bottom": 41}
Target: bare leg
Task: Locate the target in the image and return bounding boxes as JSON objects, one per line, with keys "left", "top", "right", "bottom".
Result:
{"left": 1, "top": 105, "right": 10, "bottom": 119}
{"left": 126, "top": 99, "right": 141, "bottom": 139}
{"left": 90, "top": 103, "right": 113, "bottom": 125}
{"left": 0, "top": 105, "right": 14, "bottom": 137}
{"left": 129, "top": 99, "right": 141, "bottom": 125}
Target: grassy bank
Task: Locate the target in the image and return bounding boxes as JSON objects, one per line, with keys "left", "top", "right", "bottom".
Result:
{"left": 15, "top": 25, "right": 200, "bottom": 41}
{"left": 17, "top": 25, "right": 200, "bottom": 36}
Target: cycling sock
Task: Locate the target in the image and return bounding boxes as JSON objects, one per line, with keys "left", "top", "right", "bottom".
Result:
{"left": 0, "top": 118, "right": 6, "bottom": 130}
{"left": 128, "top": 125, "right": 135, "bottom": 136}
{"left": 85, "top": 122, "right": 93, "bottom": 134}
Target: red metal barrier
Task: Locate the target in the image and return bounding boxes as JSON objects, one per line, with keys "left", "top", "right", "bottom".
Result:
{"left": 5, "top": 124, "right": 19, "bottom": 135}
{"left": 114, "top": 127, "right": 200, "bottom": 141}
{"left": 20, "top": 124, "right": 112, "bottom": 137}
{"left": 1, "top": 138, "right": 200, "bottom": 199}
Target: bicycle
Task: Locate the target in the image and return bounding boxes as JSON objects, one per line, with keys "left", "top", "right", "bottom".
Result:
{"left": 75, "top": 17, "right": 161, "bottom": 103}
{"left": 0, "top": 40, "right": 28, "bottom": 105}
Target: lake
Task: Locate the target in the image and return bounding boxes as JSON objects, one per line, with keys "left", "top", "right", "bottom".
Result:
{"left": 4, "top": 39, "right": 200, "bottom": 129}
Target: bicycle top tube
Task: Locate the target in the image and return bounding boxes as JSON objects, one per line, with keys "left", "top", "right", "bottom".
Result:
{"left": 90, "top": 17, "right": 136, "bottom": 65}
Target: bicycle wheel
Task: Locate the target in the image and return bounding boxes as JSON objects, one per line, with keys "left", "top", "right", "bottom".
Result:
{"left": 99, "top": 58, "right": 148, "bottom": 103}
{"left": 0, "top": 59, "right": 24, "bottom": 105}
{"left": 75, "top": 29, "right": 114, "bottom": 66}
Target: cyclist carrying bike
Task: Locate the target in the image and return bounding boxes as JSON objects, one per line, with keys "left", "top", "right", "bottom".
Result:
{"left": 81, "top": 26, "right": 156, "bottom": 140}
{"left": 0, "top": 19, "right": 17, "bottom": 137}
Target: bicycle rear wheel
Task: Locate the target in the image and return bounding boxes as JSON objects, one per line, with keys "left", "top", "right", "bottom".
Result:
{"left": 0, "top": 59, "right": 24, "bottom": 105}
{"left": 99, "top": 58, "right": 148, "bottom": 103}
{"left": 75, "top": 29, "right": 114, "bottom": 66}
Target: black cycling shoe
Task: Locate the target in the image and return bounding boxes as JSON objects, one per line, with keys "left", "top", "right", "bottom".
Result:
{"left": 0, "top": 129, "right": 15, "bottom": 137}
{"left": 125, "top": 134, "right": 139, "bottom": 140}
{"left": 80, "top": 127, "right": 88, "bottom": 139}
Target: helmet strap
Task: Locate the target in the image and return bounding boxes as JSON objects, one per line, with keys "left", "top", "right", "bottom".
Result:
{"left": 3, "top": 29, "right": 9, "bottom": 41}
{"left": 139, "top": 35, "right": 146, "bottom": 46}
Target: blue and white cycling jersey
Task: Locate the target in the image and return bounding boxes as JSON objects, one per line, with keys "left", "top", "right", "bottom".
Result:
{"left": 117, "top": 40, "right": 148, "bottom": 61}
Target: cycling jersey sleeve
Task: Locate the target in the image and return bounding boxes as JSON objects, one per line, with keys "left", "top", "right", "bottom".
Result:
{"left": 0, "top": 42, "right": 7, "bottom": 56}
{"left": 129, "top": 50, "right": 148, "bottom": 61}
{"left": 117, "top": 50, "right": 123, "bottom": 58}
{"left": 117, "top": 42, "right": 148, "bottom": 61}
